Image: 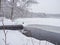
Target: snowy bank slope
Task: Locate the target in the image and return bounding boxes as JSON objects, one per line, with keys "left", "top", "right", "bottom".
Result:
{"left": 0, "top": 17, "right": 54, "bottom": 45}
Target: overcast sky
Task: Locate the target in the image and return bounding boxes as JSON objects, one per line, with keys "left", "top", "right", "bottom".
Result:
{"left": 28, "top": 0, "right": 60, "bottom": 14}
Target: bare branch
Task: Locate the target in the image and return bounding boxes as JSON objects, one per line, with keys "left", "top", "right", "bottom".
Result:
{"left": 2, "top": 18, "right": 8, "bottom": 45}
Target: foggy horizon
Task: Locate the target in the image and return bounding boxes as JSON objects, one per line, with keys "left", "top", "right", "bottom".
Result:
{"left": 27, "top": 0, "right": 60, "bottom": 14}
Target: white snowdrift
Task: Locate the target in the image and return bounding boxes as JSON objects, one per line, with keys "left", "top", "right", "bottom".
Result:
{"left": 0, "top": 17, "right": 15, "bottom": 25}
{"left": 14, "top": 18, "right": 60, "bottom": 27}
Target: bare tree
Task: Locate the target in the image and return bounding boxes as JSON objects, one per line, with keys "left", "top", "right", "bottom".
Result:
{"left": 10, "top": 0, "right": 14, "bottom": 20}
{"left": 0, "top": 0, "right": 1, "bottom": 15}
{"left": 0, "top": 0, "right": 1, "bottom": 9}
{"left": 2, "top": 18, "right": 8, "bottom": 45}
{"left": 10, "top": 0, "right": 38, "bottom": 20}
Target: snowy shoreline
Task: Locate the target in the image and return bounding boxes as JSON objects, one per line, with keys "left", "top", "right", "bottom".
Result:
{"left": 0, "top": 17, "right": 59, "bottom": 45}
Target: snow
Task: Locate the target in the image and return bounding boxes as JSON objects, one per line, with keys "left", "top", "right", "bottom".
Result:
{"left": 14, "top": 18, "right": 60, "bottom": 27}
{"left": 8, "top": 0, "right": 10, "bottom": 2}
{"left": 0, "top": 17, "right": 55, "bottom": 45}
{"left": 0, "top": 17, "right": 15, "bottom": 25}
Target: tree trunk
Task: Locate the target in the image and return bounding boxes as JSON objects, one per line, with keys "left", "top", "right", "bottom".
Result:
{"left": 0, "top": 25, "right": 23, "bottom": 30}
{"left": 10, "top": 0, "right": 14, "bottom": 20}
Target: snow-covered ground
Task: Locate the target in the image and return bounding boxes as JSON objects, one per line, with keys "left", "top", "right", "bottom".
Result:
{"left": 0, "top": 17, "right": 15, "bottom": 25}
{"left": 14, "top": 18, "right": 60, "bottom": 27}
{"left": 0, "top": 17, "right": 57, "bottom": 45}
{"left": 0, "top": 30, "right": 54, "bottom": 45}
